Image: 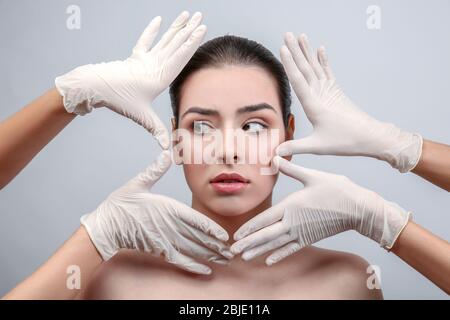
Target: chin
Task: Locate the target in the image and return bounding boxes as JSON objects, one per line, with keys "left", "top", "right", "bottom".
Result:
{"left": 209, "top": 204, "right": 253, "bottom": 217}
{"left": 201, "top": 194, "right": 268, "bottom": 217}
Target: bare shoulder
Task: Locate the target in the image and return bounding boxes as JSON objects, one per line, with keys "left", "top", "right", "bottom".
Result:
{"left": 76, "top": 250, "right": 168, "bottom": 300}
{"left": 288, "top": 246, "right": 383, "bottom": 300}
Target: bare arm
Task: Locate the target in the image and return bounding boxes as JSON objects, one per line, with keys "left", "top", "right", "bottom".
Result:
{"left": 412, "top": 139, "right": 450, "bottom": 191}
{"left": 391, "top": 221, "right": 450, "bottom": 294}
{"left": 2, "top": 226, "right": 102, "bottom": 300}
{"left": 0, "top": 88, "right": 75, "bottom": 189}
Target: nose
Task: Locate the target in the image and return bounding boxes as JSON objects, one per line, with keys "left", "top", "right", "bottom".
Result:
{"left": 215, "top": 128, "right": 243, "bottom": 165}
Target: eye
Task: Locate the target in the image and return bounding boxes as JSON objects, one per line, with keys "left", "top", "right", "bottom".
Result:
{"left": 242, "top": 121, "right": 268, "bottom": 134}
{"left": 192, "top": 120, "right": 214, "bottom": 135}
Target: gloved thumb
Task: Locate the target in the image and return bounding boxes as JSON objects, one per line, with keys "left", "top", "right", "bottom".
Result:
{"left": 132, "top": 105, "right": 170, "bottom": 150}
{"left": 132, "top": 15, "right": 162, "bottom": 54}
{"left": 123, "top": 150, "right": 172, "bottom": 192}
{"left": 274, "top": 155, "right": 317, "bottom": 185}
{"left": 276, "top": 135, "right": 322, "bottom": 157}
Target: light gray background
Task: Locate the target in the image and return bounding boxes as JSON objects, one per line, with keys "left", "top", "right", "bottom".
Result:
{"left": 0, "top": 0, "right": 449, "bottom": 299}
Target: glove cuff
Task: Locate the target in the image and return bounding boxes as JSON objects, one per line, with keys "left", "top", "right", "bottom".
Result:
{"left": 55, "top": 64, "right": 104, "bottom": 115}
{"left": 379, "top": 201, "right": 412, "bottom": 250}
{"left": 379, "top": 129, "right": 423, "bottom": 173}
{"left": 80, "top": 212, "right": 118, "bottom": 261}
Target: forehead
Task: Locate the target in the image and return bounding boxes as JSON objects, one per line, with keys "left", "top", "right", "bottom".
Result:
{"left": 179, "top": 65, "right": 281, "bottom": 115}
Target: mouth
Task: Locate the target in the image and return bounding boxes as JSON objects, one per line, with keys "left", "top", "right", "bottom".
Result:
{"left": 210, "top": 172, "right": 250, "bottom": 194}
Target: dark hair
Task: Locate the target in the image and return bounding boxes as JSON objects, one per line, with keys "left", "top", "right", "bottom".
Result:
{"left": 169, "top": 35, "right": 291, "bottom": 127}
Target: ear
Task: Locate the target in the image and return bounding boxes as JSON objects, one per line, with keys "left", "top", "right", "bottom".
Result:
{"left": 284, "top": 113, "right": 295, "bottom": 161}
{"left": 171, "top": 117, "right": 183, "bottom": 165}
{"left": 171, "top": 117, "right": 178, "bottom": 149}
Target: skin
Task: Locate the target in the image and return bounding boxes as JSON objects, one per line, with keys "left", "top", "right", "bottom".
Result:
{"left": 3, "top": 226, "right": 102, "bottom": 300}
{"left": 74, "top": 65, "right": 383, "bottom": 299}
{"left": 0, "top": 88, "right": 75, "bottom": 189}
{"left": 176, "top": 66, "right": 292, "bottom": 235}
{"left": 411, "top": 139, "right": 450, "bottom": 191}
{"left": 75, "top": 247, "right": 380, "bottom": 300}
{"left": 391, "top": 221, "right": 450, "bottom": 294}
{"left": 390, "top": 140, "right": 450, "bottom": 294}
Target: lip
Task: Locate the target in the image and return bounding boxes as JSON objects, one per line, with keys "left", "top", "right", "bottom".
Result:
{"left": 210, "top": 173, "right": 250, "bottom": 194}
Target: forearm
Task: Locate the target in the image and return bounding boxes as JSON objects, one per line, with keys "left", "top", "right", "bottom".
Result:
{"left": 412, "top": 139, "right": 450, "bottom": 191}
{"left": 390, "top": 221, "right": 450, "bottom": 294}
{"left": 2, "top": 226, "right": 103, "bottom": 300}
{"left": 0, "top": 88, "right": 75, "bottom": 189}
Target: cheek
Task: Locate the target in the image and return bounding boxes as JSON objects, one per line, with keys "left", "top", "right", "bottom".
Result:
{"left": 173, "top": 131, "right": 205, "bottom": 165}
{"left": 182, "top": 163, "right": 205, "bottom": 192}
{"left": 246, "top": 129, "right": 285, "bottom": 166}
{"left": 253, "top": 171, "right": 278, "bottom": 194}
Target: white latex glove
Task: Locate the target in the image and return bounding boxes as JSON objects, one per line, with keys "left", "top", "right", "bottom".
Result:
{"left": 55, "top": 11, "right": 207, "bottom": 149}
{"left": 231, "top": 156, "right": 411, "bottom": 266}
{"left": 81, "top": 150, "right": 232, "bottom": 275}
{"left": 276, "top": 33, "right": 423, "bottom": 173}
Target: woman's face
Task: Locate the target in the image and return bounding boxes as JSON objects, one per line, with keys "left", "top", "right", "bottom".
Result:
{"left": 173, "top": 65, "right": 293, "bottom": 217}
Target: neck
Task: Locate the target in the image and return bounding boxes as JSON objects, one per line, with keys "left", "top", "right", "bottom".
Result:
{"left": 191, "top": 193, "right": 273, "bottom": 244}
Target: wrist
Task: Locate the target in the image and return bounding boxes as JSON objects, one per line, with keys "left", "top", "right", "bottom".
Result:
{"left": 55, "top": 64, "right": 101, "bottom": 115}
{"left": 374, "top": 123, "right": 423, "bottom": 173}
{"left": 80, "top": 212, "right": 119, "bottom": 261}
{"left": 353, "top": 190, "right": 410, "bottom": 249}
{"left": 78, "top": 225, "right": 104, "bottom": 264}
{"left": 47, "top": 87, "right": 70, "bottom": 115}
{"left": 379, "top": 200, "right": 412, "bottom": 249}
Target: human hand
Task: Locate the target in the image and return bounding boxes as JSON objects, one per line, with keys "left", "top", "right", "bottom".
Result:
{"left": 81, "top": 150, "right": 232, "bottom": 275}
{"left": 55, "top": 11, "right": 207, "bottom": 149}
{"left": 231, "top": 156, "right": 411, "bottom": 265}
{"left": 276, "top": 33, "right": 422, "bottom": 173}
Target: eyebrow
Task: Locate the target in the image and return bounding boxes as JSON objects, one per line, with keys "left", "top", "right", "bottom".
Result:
{"left": 181, "top": 103, "right": 277, "bottom": 119}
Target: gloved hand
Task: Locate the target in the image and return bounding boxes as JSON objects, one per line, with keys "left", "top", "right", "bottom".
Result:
{"left": 55, "top": 11, "right": 207, "bottom": 149}
{"left": 231, "top": 156, "right": 411, "bottom": 265}
{"left": 276, "top": 32, "right": 423, "bottom": 173}
{"left": 81, "top": 150, "right": 232, "bottom": 275}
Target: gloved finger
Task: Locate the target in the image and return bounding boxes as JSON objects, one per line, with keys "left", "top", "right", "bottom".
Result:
{"left": 164, "top": 24, "right": 207, "bottom": 82}
{"left": 211, "top": 259, "right": 230, "bottom": 266}
{"left": 241, "top": 233, "right": 293, "bottom": 261}
{"left": 164, "top": 248, "right": 212, "bottom": 275}
{"left": 275, "top": 135, "right": 323, "bottom": 157}
{"left": 266, "top": 242, "right": 303, "bottom": 266}
{"left": 123, "top": 150, "right": 171, "bottom": 192}
{"left": 284, "top": 32, "right": 317, "bottom": 85}
{"left": 177, "top": 221, "right": 233, "bottom": 259}
{"left": 317, "top": 46, "right": 335, "bottom": 80}
{"left": 132, "top": 106, "right": 170, "bottom": 149}
{"left": 178, "top": 237, "right": 231, "bottom": 262}
{"left": 132, "top": 15, "right": 162, "bottom": 54}
{"left": 280, "top": 45, "right": 312, "bottom": 109}
{"left": 162, "top": 11, "right": 203, "bottom": 57}
{"left": 297, "top": 34, "right": 326, "bottom": 80}
{"left": 273, "top": 156, "right": 318, "bottom": 185}
{"left": 152, "top": 11, "right": 190, "bottom": 52}
{"left": 233, "top": 203, "right": 284, "bottom": 241}
{"left": 177, "top": 206, "right": 229, "bottom": 242}
{"left": 144, "top": 108, "right": 170, "bottom": 150}
{"left": 192, "top": 232, "right": 234, "bottom": 259}
{"left": 231, "top": 221, "right": 287, "bottom": 255}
